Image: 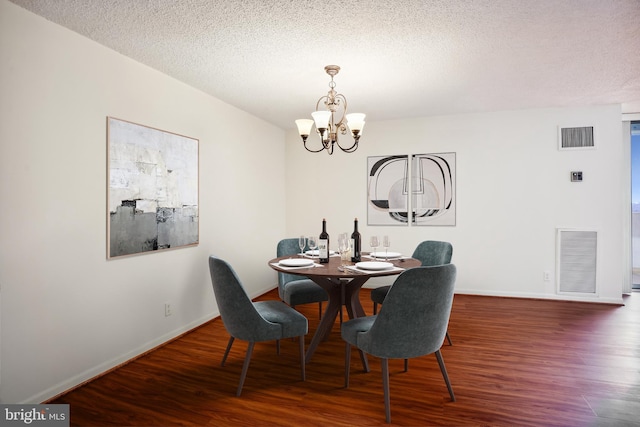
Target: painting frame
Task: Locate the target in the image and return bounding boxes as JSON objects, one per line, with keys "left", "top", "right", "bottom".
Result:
{"left": 107, "top": 117, "right": 199, "bottom": 258}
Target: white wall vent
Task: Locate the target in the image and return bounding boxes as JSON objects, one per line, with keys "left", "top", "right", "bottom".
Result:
{"left": 558, "top": 126, "right": 595, "bottom": 150}
{"left": 556, "top": 229, "right": 597, "bottom": 295}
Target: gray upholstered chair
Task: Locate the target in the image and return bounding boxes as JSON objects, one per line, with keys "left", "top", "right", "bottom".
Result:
{"left": 371, "top": 240, "right": 453, "bottom": 345}
{"left": 208, "top": 256, "right": 308, "bottom": 396}
{"left": 277, "top": 238, "right": 328, "bottom": 318}
{"left": 342, "top": 264, "right": 457, "bottom": 423}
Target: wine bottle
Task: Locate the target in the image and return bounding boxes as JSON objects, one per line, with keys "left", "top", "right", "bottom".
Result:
{"left": 351, "top": 218, "right": 361, "bottom": 262}
{"left": 319, "top": 218, "right": 330, "bottom": 263}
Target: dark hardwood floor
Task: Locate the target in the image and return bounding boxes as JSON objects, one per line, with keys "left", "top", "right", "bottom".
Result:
{"left": 49, "top": 290, "right": 640, "bottom": 426}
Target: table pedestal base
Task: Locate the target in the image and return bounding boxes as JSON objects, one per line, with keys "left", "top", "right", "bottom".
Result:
{"left": 305, "top": 276, "right": 369, "bottom": 371}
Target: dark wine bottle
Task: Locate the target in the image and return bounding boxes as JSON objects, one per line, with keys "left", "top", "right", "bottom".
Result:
{"left": 350, "top": 218, "right": 361, "bottom": 262}
{"left": 319, "top": 218, "right": 330, "bottom": 263}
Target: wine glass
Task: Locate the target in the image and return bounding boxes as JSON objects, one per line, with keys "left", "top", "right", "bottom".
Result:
{"left": 369, "top": 235, "right": 379, "bottom": 259}
{"left": 383, "top": 235, "right": 390, "bottom": 258}
{"left": 338, "top": 233, "right": 350, "bottom": 268}
{"left": 307, "top": 236, "right": 317, "bottom": 256}
{"left": 298, "top": 235, "right": 306, "bottom": 256}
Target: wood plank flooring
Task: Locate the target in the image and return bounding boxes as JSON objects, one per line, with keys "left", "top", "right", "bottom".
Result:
{"left": 49, "top": 290, "right": 640, "bottom": 426}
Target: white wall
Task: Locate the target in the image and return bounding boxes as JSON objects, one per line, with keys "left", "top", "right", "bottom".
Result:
{"left": 0, "top": 1, "right": 286, "bottom": 403}
{"left": 285, "top": 106, "right": 625, "bottom": 303}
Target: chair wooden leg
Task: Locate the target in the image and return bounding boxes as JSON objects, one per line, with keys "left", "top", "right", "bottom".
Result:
{"left": 446, "top": 331, "right": 452, "bottom": 346}
{"left": 382, "top": 358, "right": 391, "bottom": 423}
{"left": 435, "top": 349, "right": 455, "bottom": 402}
{"left": 299, "top": 335, "right": 306, "bottom": 381}
{"left": 318, "top": 301, "right": 323, "bottom": 319}
{"left": 276, "top": 339, "right": 281, "bottom": 355}
{"left": 404, "top": 358, "right": 408, "bottom": 372}
{"left": 237, "top": 342, "right": 255, "bottom": 397}
{"left": 339, "top": 280, "right": 345, "bottom": 324}
{"left": 222, "top": 336, "right": 234, "bottom": 367}
{"left": 344, "top": 343, "right": 351, "bottom": 388}
{"left": 359, "top": 349, "right": 370, "bottom": 373}
{"left": 373, "top": 302, "right": 378, "bottom": 315}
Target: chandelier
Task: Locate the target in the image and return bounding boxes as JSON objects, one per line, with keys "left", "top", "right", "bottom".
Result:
{"left": 295, "top": 65, "right": 366, "bottom": 154}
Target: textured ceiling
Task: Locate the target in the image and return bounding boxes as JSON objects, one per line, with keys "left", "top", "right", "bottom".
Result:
{"left": 9, "top": 0, "right": 640, "bottom": 129}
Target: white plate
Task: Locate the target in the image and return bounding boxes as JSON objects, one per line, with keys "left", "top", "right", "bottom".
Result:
{"left": 305, "top": 250, "right": 336, "bottom": 256}
{"left": 279, "top": 258, "right": 315, "bottom": 267}
{"left": 355, "top": 261, "right": 394, "bottom": 271}
{"left": 370, "top": 251, "right": 402, "bottom": 259}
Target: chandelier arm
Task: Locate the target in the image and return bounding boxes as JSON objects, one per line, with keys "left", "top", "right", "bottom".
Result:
{"left": 315, "top": 96, "right": 328, "bottom": 111}
{"left": 335, "top": 138, "right": 359, "bottom": 153}
{"left": 304, "top": 144, "right": 328, "bottom": 154}
{"left": 303, "top": 137, "right": 330, "bottom": 153}
{"left": 327, "top": 139, "right": 335, "bottom": 155}
{"left": 335, "top": 94, "right": 347, "bottom": 129}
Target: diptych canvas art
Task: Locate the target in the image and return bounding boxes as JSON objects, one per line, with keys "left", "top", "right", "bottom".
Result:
{"left": 367, "top": 153, "right": 456, "bottom": 226}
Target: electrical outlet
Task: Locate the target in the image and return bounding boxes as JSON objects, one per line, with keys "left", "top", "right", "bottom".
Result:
{"left": 543, "top": 271, "right": 551, "bottom": 282}
{"left": 164, "top": 303, "right": 172, "bottom": 317}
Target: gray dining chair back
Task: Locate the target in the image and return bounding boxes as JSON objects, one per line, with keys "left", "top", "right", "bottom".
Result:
{"left": 342, "top": 264, "right": 457, "bottom": 423}
{"left": 277, "top": 238, "right": 328, "bottom": 317}
{"left": 412, "top": 240, "right": 453, "bottom": 267}
{"left": 371, "top": 240, "right": 453, "bottom": 345}
{"left": 208, "top": 255, "right": 308, "bottom": 396}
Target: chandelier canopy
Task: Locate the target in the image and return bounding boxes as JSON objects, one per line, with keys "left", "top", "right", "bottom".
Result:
{"left": 295, "top": 65, "right": 365, "bottom": 154}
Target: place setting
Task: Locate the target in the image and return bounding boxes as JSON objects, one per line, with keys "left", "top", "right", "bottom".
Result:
{"left": 343, "top": 260, "right": 405, "bottom": 274}
{"left": 272, "top": 236, "right": 324, "bottom": 269}
{"left": 362, "top": 235, "right": 410, "bottom": 261}
{"left": 304, "top": 250, "right": 338, "bottom": 258}
{"left": 340, "top": 235, "right": 406, "bottom": 273}
{"left": 272, "top": 257, "right": 322, "bottom": 270}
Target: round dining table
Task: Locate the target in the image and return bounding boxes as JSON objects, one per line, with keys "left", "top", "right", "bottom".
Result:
{"left": 268, "top": 253, "right": 420, "bottom": 363}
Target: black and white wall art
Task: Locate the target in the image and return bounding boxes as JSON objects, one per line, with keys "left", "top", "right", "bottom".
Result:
{"left": 367, "top": 153, "right": 455, "bottom": 226}
{"left": 107, "top": 117, "right": 199, "bottom": 258}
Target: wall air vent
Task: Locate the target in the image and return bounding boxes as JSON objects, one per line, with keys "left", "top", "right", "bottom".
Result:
{"left": 558, "top": 126, "right": 595, "bottom": 150}
{"left": 556, "top": 229, "right": 597, "bottom": 295}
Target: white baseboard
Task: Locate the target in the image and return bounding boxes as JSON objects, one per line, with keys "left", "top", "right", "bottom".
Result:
{"left": 454, "top": 288, "right": 624, "bottom": 305}
{"left": 366, "top": 283, "right": 623, "bottom": 304}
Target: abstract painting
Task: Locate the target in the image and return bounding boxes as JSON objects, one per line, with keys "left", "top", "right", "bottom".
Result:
{"left": 411, "top": 153, "right": 455, "bottom": 226}
{"left": 107, "top": 117, "right": 199, "bottom": 258}
{"left": 367, "top": 155, "right": 410, "bottom": 225}
{"left": 367, "top": 153, "right": 455, "bottom": 226}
